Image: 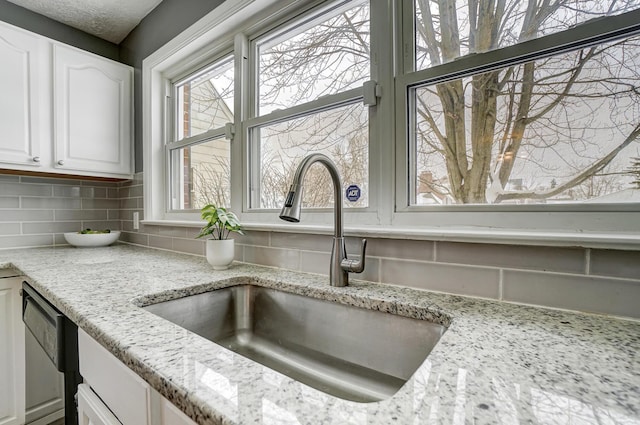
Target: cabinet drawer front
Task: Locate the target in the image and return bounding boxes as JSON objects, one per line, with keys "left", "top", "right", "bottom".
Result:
{"left": 78, "top": 330, "right": 150, "bottom": 425}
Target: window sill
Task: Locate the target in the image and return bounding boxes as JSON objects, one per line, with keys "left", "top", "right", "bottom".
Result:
{"left": 141, "top": 220, "right": 640, "bottom": 250}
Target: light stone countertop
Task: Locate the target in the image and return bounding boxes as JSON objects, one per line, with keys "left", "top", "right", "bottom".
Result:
{"left": 1, "top": 244, "right": 639, "bottom": 424}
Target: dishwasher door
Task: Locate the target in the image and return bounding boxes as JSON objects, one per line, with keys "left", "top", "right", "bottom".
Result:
{"left": 22, "top": 282, "right": 81, "bottom": 425}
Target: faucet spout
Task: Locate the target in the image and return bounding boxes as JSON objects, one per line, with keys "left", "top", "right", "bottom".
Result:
{"left": 279, "top": 153, "right": 366, "bottom": 287}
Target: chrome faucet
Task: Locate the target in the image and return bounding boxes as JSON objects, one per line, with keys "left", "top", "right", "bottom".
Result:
{"left": 279, "top": 153, "right": 367, "bottom": 287}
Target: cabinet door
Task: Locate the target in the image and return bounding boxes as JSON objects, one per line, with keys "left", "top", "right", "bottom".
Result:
{"left": 77, "top": 384, "right": 122, "bottom": 425}
{"left": 0, "top": 277, "right": 25, "bottom": 425}
{"left": 53, "top": 44, "right": 132, "bottom": 177}
{"left": 0, "top": 23, "right": 42, "bottom": 168}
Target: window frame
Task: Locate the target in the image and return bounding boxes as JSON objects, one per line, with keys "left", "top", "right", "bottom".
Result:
{"left": 393, "top": 5, "right": 640, "bottom": 232}
{"left": 241, "top": 0, "right": 380, "bottom": 224}
{"left": 142, "top": 0, "right": 640, "bottom": 243}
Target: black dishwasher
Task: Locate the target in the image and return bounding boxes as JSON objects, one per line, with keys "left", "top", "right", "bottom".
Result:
{"left": 22, "top": 282, "right": 82, "bottom": 425}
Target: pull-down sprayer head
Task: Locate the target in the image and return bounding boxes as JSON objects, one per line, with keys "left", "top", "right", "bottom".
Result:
{"left": 279, "top": 184, "right": 303, "bottom": 222}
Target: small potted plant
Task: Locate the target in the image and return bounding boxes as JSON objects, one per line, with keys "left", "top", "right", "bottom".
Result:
{"left": 196, "top": 204, "right": 244, "bottom": 270}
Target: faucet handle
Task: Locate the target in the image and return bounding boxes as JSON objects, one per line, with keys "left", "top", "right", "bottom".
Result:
{"left": 341, "top": 239, "right": 367, "bottom": 273}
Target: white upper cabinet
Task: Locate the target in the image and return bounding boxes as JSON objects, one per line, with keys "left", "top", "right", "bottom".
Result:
{"left": 53, "top": 45, "right": 132, "bottom": 177}
{"left": 0, "top": 23, "right": 42, "bottom": 168}
{"left": 0, "top": 21, "right": 133, "bottom": 179}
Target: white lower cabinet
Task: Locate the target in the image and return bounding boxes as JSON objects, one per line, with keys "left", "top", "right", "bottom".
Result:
{"left": 78, "top": 329, "right": 197, "bottom": 425}
{"left": 0, "top": 276, "right": 25, "bottom": 425}
{"left": 77, "top": 384, "right": 121, "bottom": 425}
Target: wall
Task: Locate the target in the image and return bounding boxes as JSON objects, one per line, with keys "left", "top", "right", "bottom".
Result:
{"left": 118, "top": 173, "right": 640, "bottom": 320}
{"left": 118, "top": 0, "right": 226, "bottom": 172}
{"left": 0, "top": 0, "right": 118, "bottom": 60}
{"left": 0, "top": 175, "right": 120, "bottom": 249}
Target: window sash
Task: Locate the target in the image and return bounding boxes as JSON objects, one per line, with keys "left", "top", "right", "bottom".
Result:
{"left": 395, "top": 7, "right": 640, "bottom": 213}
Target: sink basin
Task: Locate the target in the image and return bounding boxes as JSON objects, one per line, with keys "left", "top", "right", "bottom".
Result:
{"left": 143, "top": 285, "right": 446, "bottom": 402}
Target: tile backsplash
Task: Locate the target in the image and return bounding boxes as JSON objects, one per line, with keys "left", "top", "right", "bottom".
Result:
{"left": 0, "top": 174, "right": 120, "bottom": 248}
{"left": 3, "top": 171, "right": 639, "bottom": 319}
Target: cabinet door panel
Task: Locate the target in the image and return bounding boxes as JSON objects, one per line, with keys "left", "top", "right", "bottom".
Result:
{"left": 0, "top": 277, "right": 25, "bottom": 425}
{"left": 54, "top": 44, "right": 132, "bottom": 177}
{"left": 0, "top": 23, "right": 41, "bottom": 168}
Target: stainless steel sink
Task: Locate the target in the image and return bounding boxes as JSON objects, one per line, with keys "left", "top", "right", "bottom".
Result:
{"left": 143, "top": 285, "right": 446, "bottom": 402}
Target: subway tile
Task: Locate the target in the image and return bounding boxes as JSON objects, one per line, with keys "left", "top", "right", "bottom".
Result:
{"left": 365, "top": 238, "right": 435, "bottom": 261}
{"left": 119, "top": 209, "right": 143, "bottom": 221}
{"left": 120, "top": 231, "right": 149, "bottom": 246}
{"left": 81, "top": 199, "right": 120, "bottom": 210}
{"left": 139, "top": 224, "right": 158, "bottom": 235}
{"left": 52, "top": 186, "right": 82, "bottom": 197}
{"left": 126, "top": 185, "right": 143, "bottom": 198}
{"left": 234, "top": 244, "right": 243, "bottom": 261}
{"left": 437, "top": 242, "right": 585, "bottom": 274}
{"left": 0, "top": 182, "right": 52, "bottom": 197}
{"left": 22, "top": 221, "right": 81, "bottom": 234}
{"left": 158, "top": 226, "right": 187, "bottom": 238}
{"left": 119, "top": 198, "right": 138, "bottom": 209}
{"left": 503, "top": 270, "right": 640, "bottom": 319}
{"left": 0, "top": 223, "right": 20, "bottom": 235}
{"left": 0, "top": 175, "right": 19, "bottom": 182}
{"left": 299, "top": 251, "right": 330, "bottom": 275}
{"left": 122, "top": 220, "right": 136, "bottom": 232}
{"left": 231, "top": 230, "right": 270, "bottom": 247}
{"left": 172, "top": 238, "right": 205, "bottom": 256}
{"left": 243, "top": 245, "right": 299, "bottom": 270}
{"left": 0, "top": 210, "right": 53, "bottom": 222}
{"left": 380, "top": 258, "right": 500, "bottom": 299}
{"left": 270, "top": 232, "right": 333, "bottom": 252}
{"left": 148, "top": 235, "right": 173, "bottom": 251}
{"left": 22, "top": 197, "right": 81, "bottom": 209}
{"left": 54, "top": 209, "right": 108, "bottom": 221}
{"left": 107, "top": 188, "right": 120, "bottom": 199}
{"left": 107, "top": 210, "right": 121, "bottom": 220}
{"left": 0, "top": 234, "right": 53, "bottom": 249}
{"left": 0, "top": 197, "right": 20, "bottom": 208}
{"left": 80, "top": 221, "right": 120, "bottom": 232}
{"left": 185, "top": 226, "right": 203, "bottom": 239}
{"left": 80, "top": 187, "right": 107, "bottom": 198}
{"left": 54, "top": 233, "right": 67, "bottom": 245}
{"left": 590, "top": 249, "right": 640, "bottom": 280}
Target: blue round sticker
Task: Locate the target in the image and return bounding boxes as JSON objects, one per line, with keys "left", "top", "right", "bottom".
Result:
{"left": 346, "top": 185, "right": 361, "bottom": 202}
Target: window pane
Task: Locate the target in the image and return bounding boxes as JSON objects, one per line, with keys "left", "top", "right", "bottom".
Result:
{"left": 254, "top": 102, "right": 368, "bottom": 209}
{"left": 170, "top": 137, "right": 230, "bottom": 210}
{"left": 411, "top": 36, "right": 640, "bottom": 205}
{"left": 176, "top": 56, "right": 234, "bottom": 141}
{"left": 415, "top": 0, "right": 640, "bottom": 70}
{"left": 257, "top": 1, "right": 370, "bottom": 115}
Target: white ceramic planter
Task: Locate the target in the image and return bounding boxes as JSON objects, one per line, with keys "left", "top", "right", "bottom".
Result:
{"left": 206, "top": 239, "right": 235, "bottom": 270}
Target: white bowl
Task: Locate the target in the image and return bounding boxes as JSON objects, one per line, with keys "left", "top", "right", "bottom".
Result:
{"left": 63, "top": 231, "right": 121, "bottom": 247}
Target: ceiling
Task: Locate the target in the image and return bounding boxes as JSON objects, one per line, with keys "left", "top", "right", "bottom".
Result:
{"left": 6, "top": 0, "right": 163, "bottom": 43}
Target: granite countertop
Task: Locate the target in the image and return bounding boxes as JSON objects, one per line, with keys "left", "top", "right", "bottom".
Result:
{"left": 1, "top": 244, "right": 638, "bottom": 424}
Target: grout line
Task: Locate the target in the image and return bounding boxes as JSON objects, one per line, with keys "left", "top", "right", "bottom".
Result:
{"left": 585, "top": 248, "right": 591, "bottom": 275}
{"left": 498, "top": 269, "right": 504, "bottom": 300}
{"left": 432, "top": 241, "right": 437, "bottom": 261}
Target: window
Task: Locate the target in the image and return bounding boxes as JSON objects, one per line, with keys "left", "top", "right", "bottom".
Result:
{"left": 400, "top": 1, "right": 640, "bottom": 214}
{"left": 409, "top": 36, "right": 640, "bottom": 206}
{"left": 248, "top": 0, "right": 371, "bottom": 210}
{"left": 169, "top": 55, "right": 234, "bottom": 210}
{"left": 145, "top": 0, "right": 640, "bottom": 238}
